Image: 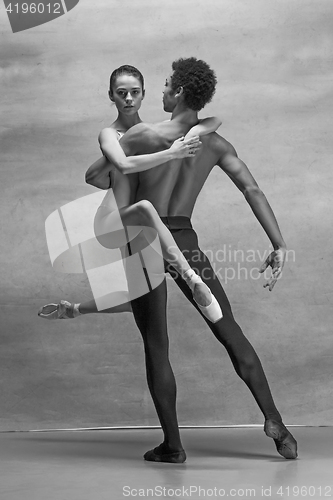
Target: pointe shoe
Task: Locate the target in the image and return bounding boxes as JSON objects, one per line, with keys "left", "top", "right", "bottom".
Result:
{"left": 144, "top": 446, "right": 186, "bottom": 463}
{"left": 183, "top": 270, "right": 223, "bottom": 324}
{"left": 38, "top": 300, "right": 78, "bottom": 320}
{"left": 195, "top": 293, "right": 223, "bottom": 324}
{"left": 264, "top": 419, "right": 298, "bottom": 459}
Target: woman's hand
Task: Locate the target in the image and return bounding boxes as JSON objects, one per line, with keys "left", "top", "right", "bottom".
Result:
{"left": 169, "top": 136, "right": 201, "bottom": 159}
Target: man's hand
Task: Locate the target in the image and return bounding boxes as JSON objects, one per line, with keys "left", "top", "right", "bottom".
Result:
{"left": 259, "top": 247, "right": 286, "bottom": 291}
{"left": 169, "top": 136, "right": 201, "bottom": 159}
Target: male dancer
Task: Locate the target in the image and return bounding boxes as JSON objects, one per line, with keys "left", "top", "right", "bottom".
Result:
{"left": 88, "top": 57, "right": 297, "bottom": 463}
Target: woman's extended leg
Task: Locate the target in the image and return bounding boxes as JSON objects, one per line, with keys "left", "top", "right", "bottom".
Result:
{"left": 39, "top": 199, "right": 222, "bottom": 323}
{"left": 38, "top": 298, "right": 132, "bottom": 319}
{"left": 38, "top": 200, "right": 133, "bottom": 319}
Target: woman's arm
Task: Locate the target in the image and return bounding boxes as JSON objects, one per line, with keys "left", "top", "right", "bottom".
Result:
{"left": 85, "top": 156, "right": 112, "bottom": 190}
{"left": 85, "top": 125, "right": 199, "bottom": 189}
{"left": 185, "top": 117, "right": 222, "bottom": 139}
{"left": 98, "top": 126, "right": 200, "bottom": 175}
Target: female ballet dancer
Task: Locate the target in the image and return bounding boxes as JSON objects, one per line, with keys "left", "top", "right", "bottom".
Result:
{"left": 39, "top": 65, "right": 222, "bottom": 323}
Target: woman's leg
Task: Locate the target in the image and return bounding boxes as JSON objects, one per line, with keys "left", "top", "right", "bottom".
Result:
{"left": 39, "top": 200, "right": 132, "bottom": 320}
{"left": 39, "top": 199, "right": 221, "bottom": 322}
{"left": 94, "top": 200, "right": 191, "bottom": 273}
{"left": 120, "top": 201, "right": 191, "bottom": 275}
{"left": 38, "top": 298, "right": 132, "bottom": 320}
{"left": 93, "top": 198, "right": 219, "bottom": 317}
{"left": 118, "top": 200, "right": 222, "bottom": 323}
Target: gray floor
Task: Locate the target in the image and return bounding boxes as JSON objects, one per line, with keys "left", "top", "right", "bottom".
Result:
{"left": 1, "top": 427, "right": 332, "bottom": 500}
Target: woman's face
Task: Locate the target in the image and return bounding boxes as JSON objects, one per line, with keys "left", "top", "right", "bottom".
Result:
{"left": 109, "top": 74, "right": 144, "bottom": 114}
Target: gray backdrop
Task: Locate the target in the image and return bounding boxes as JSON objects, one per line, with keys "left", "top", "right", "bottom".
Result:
{"left": 1, "top": 0, "right": 332, "bottom": 430}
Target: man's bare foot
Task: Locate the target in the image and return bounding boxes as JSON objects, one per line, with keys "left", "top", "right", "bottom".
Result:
{"left": 264, "top": 419, "right": 298, "bottom": 459}
{"left": 144, "top": 443, "right": 186, "bottom": 463}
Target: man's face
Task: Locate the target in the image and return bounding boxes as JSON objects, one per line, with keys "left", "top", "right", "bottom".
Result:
{"left": 162, "top": 74, "right": 177, "bottom": 113}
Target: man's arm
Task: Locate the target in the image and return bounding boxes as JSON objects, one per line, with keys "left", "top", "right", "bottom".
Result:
{"left": 217, "top": 140, "right": 286, "bottom": 290}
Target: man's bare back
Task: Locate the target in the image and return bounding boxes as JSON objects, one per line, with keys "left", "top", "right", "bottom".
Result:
{"left": 120, "top": 121, "right": 231, "bottom": 218}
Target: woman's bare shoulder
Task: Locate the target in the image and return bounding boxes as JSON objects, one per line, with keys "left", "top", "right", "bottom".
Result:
{"left": 98, "top": 125, "right": 123, "bottom": 143}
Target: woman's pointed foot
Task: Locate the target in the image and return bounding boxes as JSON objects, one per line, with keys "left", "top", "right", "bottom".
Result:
{"left": 183, "top": 270, "right": 223, "bottom": 324}
{"left": 194, "top": 290, "right": 223, "bottom": 324}
{"left": 38, "top": 300, "right": 80, "bottom": 320}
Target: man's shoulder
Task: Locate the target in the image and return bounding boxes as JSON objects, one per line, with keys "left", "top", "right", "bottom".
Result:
{"left": 122, "top": 122, "right": 161, "bottom": 142}
{"left": 123, "top": 122, "right": 157, "bottom": 136}
{"left": 203, "top": 132, "right": 237, "bottom": 157}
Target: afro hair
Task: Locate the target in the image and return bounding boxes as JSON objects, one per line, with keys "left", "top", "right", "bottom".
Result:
{"left": 171, "top": 57, "right": 217, "bottom": 111}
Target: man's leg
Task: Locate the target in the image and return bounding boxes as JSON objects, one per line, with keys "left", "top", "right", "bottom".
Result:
{"left": 131, "top": 279, "right": 186, "bottom": 463}
{"left": 164, "top": 218, "right": 297, "bottom": 459}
